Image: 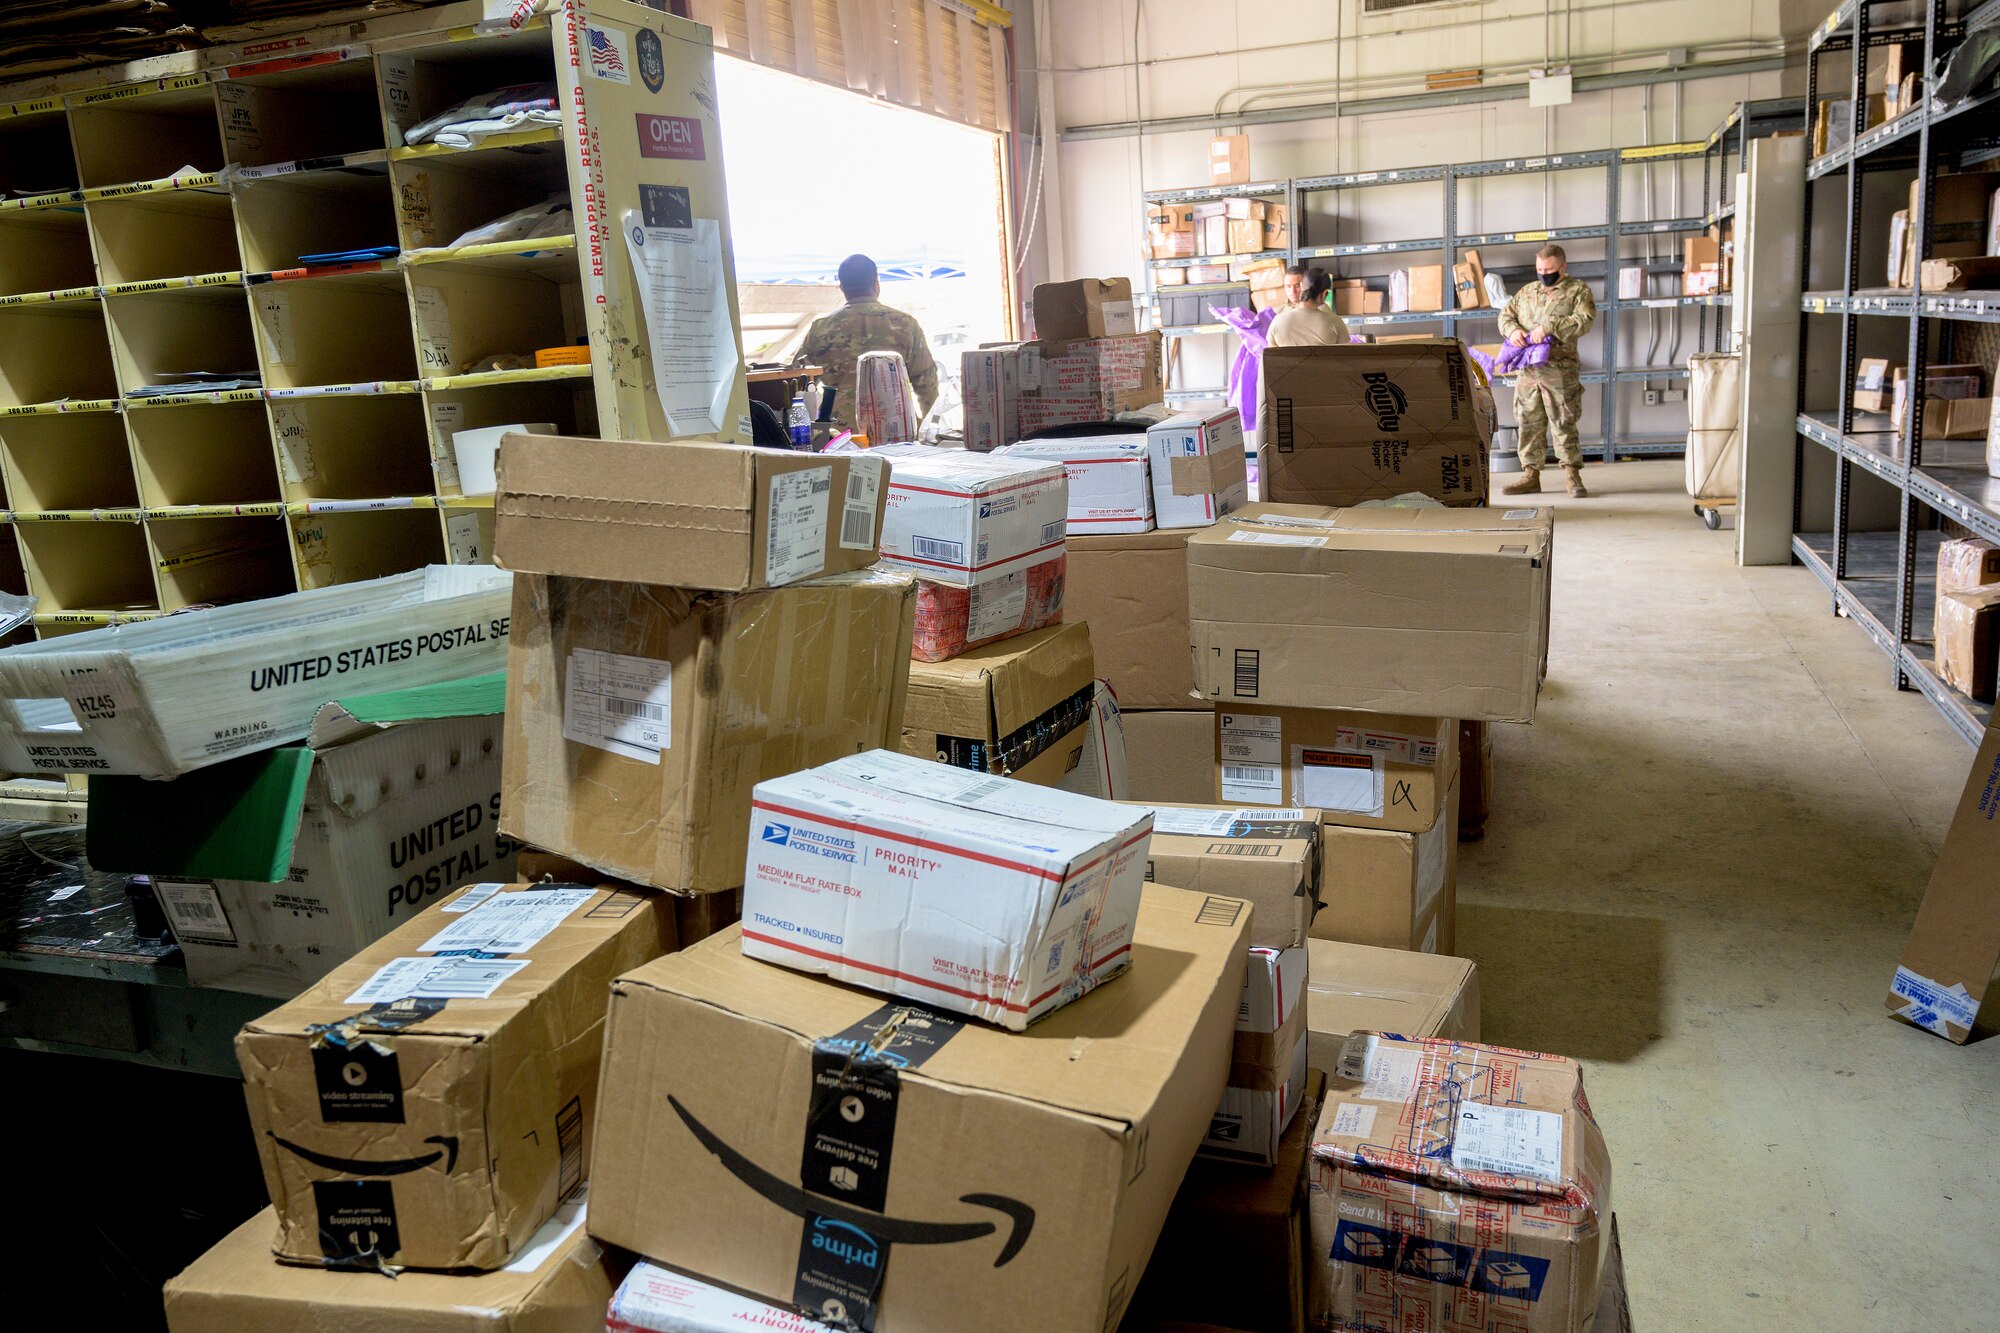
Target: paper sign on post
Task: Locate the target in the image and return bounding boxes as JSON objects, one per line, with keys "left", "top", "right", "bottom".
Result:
{"left": 621, "top": 193, "right": 738, "bottom": 437}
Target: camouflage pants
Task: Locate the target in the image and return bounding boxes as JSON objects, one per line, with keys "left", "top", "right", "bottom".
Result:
{"left": 1515, "top": 362, "right": 1584, "bottom": 468}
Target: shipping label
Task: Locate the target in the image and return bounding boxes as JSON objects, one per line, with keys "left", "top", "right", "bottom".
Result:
{"left": 839, "top": 456, "right": 885, "bottom": 549}
{"left": 345, "top": 954, "right": 532, "bottom": 1004}
{"left": 416, "top": 886, "right": 592, "bottom": 954}
{"left": 1295, "top": 745, "right": 1383, "bottom": 818}
{"left": 563, "top": 647, "right": 672, "bottom": 763}
{"left": 766, "top": 465, "right": 833, "bottom": 585}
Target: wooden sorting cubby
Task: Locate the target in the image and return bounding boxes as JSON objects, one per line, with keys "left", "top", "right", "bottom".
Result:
{"left": 68, "top": 78, "right": 226, "bottom": 189}
{"left": 268, "top": 392, "right": 432, "bottom": 501}
{"left": 422, "top": 376, "right": 598, "bottom": 496}
{"left": 377, "top": 25, "right": 558, "bottom": 151}
{"left": 16, "top": 519, "right": 155, "bottom": 615}
{"left": 290, "top": 505, "right": 444, "bottom": 588}
{"left": 127, "top": 400, "right": 281, "bottom": 509}
{"left": 406, "top": 248, "right": 584, "bottom": 379}
{"left": 104, "top": 285, "right": 259, "bottom": 395}
{"left": 149, "top": 514, "right": 294, "bottom": 611}
{"left": 0, "top": 101, "right": 79, "bottom": 199}
{"left": 0, "top": 305, "right": 118, "bottom": 408}
{"left": 392, "top": 136, "right": 570, "bottom": 251}
{"left": 216, "top": 52, "right": 386, "bottom": 169}
{"left": 87, "top": 185, "right": 241, "bottom": 286}
{"left": 250, "top": 270, "right": 419, "bottom": 389}
{"left": 0, "top": 205, "right": 95, "bottom": 297}
{"left": 0, "top": 412, "right": 139, "bottom": 512}
{"left": 231, "top": 163, "right": 397, "bottom": 274}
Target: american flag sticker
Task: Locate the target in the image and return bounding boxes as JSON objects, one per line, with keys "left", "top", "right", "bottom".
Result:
{"left": 586, "top": 26, "right": 631, "bottom": 84}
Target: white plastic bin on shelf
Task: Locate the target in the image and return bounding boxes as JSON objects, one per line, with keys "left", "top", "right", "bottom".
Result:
{"left": 0, "top": 566, "right": 513, "bottom": 779}
{"left": 453, "top": 422, "right": 557, "bottom": 497}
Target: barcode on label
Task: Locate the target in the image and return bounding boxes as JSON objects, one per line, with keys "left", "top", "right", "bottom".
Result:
{"left": 1223, "top": 766, "right": 1269, "bottom": 781}
{"left": 419, "top": 960, "right": 520, "bottom": 996}
{"left": 1040, "top": 520, "right": 1064, "bottom": 545}
{"left": 179, "top": 898, "right": 220, "bottom": 921}
{"left": 841, "top": 505, "right": 876, "bottom": 547}
{"left": 604, "top": 697, "right": 668, "bottom": 721}
{"left": 1233, "top": 649, "right": 1260, "bottom": 697}
{"left": 957, "top": 778, "right": 1010, "bottom": 803}
{"left": 913, "top": 535, "right": 964, "bottom": 563}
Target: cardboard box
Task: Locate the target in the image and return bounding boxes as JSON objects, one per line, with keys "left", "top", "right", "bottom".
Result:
{"left": 1033, "top": 278, "right": 1137, "bottom": 342}
{"left": 610, "top": 1261, "right": 840, "bottom": 1332}
{"left": 1186, "top": 505, "right": 1555, "bottom": 722}
{"left": 1148, "top": 203, "right": 1195, "bottom": 233}
{"left": 1617, "top": 266, "right": 1644, "bottom": 300}
{"left": 500, "top": 569, "right": 915, "bottom": 892}
{"left": 962, "top": 344, "right": 1026, "bottom": 452}
{"left": 910, "top": 550, "right": 1067, "bottom": 662}
{"left": 1017, "top": 333, "right": 1164, "bottom": 437}
{"left": 1205, "top": 1014, "right": 1308, "bottom": 1164}
{"left": 588, "top": 883, "right": 1251, "bottom": 1333}
{"left": 1149, "top": 228, "right": 1197, "bottom": 260}
{"left": 1916, "top": 397, "right": 1993, "bottom": 440}
{"left": 164, "top": 1197, "right": 620, "bottom": 1332}
{"left": 1452, "top": 250, "right": 1487, "bottom": 309}
{"left": 1459, "top": 717, "right": 1494, "bottom": 839}
{"left": 1938, "top": 536, "right": 2000, "bottom": 593}
{"left": 1390, "top": 265, "right": 1445, "bottom": 313}
{"left": 999, "top": 435, "right": 1155, "bottom": 533}
{"left": 1200, "top": 216, "right": 1229, "bottom": 257}
{"left": 1122, "top": 709, "right": 1217, "bottom": 804}
{"left": 1139, "top": 802, "right": 1320, "bottom": 948}
{"left": 1302, "top": 938, "right": 1478, "bottom": 1077}
{"left": 742, "top": 748, "right": 1151, "bottom": 1028}
{"left": 494, "top": 437, "right": 886, "bottom": 592}
{"left": 0, "top": 566, "right": 512, "bottom": 780}
{"left": 1146, "top": 408, "right": 1251, "bottom": 529}
{"left": 1264, "top": 220, "right": 1289, "bottom": 249}
{"left": 1228, "top": 218, "right": 1267, "bottom": 254}
{"left": 1887, "top": 720, "right": 2000, "bottom": 1041}
{"left": 1308, "top": 1036, "right": 1612, "bottom": 1333}
{"left": 1259, "top": 341, "right": 1491, "bottom": 508}
{"left": 1852, "top": 357, "right": 1903, "bottom": 413}
{"left": 1920, "top": 172, "right": 2000, "bottom": 258}
{"left": 1332, "top": 287, "right": 1383, "bottom": 316}
{"left": 1064, "top": 530, "right": 1195, "bottom": 709}
{"left": 1921, "top": 256, "right": 2000, "bottom": 291}
{"left": 1215, "top": 706, "right": 1454, "bottom": 835}
{"left": 238, "top": 879, "right": 677, "bottom": 1269}
{"left": 88, "top": 672, "right": 516, "bottom": 998}
{"left": 1211, "top": 134, "right": 1251, "bottom": 186}
{"left": 1223, "top": 198, "right": 1266, "bottom": 222}
{"left": 901, "top": 621, "right": 1095, "bottom": 776}
{"left": 871, "top": 444, "right": 1067, "bottom": 587}
{"left": 1185, "top": 261, "right": 1232, "bottom": 285}
{"left": 1155, "top": 265, "right": 1188, "bottom": 287}
{"left": 1936, "top": 586, "right": 2000, "bottom": 701}
{"left": 1310, "top": 786, "right": 1457, "bottom": 953}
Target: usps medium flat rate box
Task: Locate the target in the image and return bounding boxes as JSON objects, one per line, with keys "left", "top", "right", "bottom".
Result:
{"left": 1146, "top": 409, "right": 1250, "bottom": 529}
{"left": 742, "top": 748, "right": 1152, "bottom": 1029}
{"left": 0, "top": 566, "right": 512, "bottom": 780}
{"left": 998, "top": 435, "right": 1156, "bottom": 534}
{"left": 871, "top": 444, "right": 1068, "bottom": 587}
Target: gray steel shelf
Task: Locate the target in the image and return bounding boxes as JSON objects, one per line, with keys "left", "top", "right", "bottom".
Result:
{"left": 1297, "top": 238, "right": 1442, "bottom": 258}
{"left": 1143, "top": 179, "right": 1290, "bottom": 204}
{"left": 1295, "top": 166, "right": 1445, "bottom": 190}
{"left": 1801, "top": 290, "right": 1915, "bottom": 316}
{"left": 1919, "top": 291, "right": 2000, "bottom": 322}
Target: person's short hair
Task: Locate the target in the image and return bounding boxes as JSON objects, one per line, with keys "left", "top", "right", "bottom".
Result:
{"left": 1537, "top": 244, "right": 1567, "bottom": 264}
{"left": 1285, "top": 261, "right": 1310, "bottom": 278}
{"left": 837, "top": 254, "right": 878, "bottom": 298}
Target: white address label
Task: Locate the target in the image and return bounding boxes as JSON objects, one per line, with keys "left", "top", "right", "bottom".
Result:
{"left": 417, "top": 886, "right": 594, "bottom": 955}
{"left": 346, "top": 955, "right": 532, "bottom": 1004}
{"left": 765, "top": 465, "right": 832, "bottom": 586}
{"left": 1452, "top": 1103, "right": 1565, "bottom": 1183}
{"left": 564, "top": 647, "right": 672, "bottom": 763}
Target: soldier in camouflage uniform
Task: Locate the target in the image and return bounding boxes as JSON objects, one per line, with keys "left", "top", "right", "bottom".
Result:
{"left": 797, "top": 254, "right": 940, "bottom": 431}
{"left": 1498, "top": 244, "right": 1597, "bottom": 497}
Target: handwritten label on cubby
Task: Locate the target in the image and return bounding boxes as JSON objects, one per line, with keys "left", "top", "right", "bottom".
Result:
{"left": 427, "top": 401, "right": 464, "bottom": 490}
{"left": 217, "top": 83, "right": 263, "bottom": 157}
{"left": 399, "top": 170, "right": 435, "bottom": 245}
{"left": 446, "top": 511, "right": 484, "bottom": 565}
{"left": 272, "top": 401, "right": 315, "bottom": 483}
{"left": 256, "top": 288, "right": 297, "bottom": 365}
{"left": 293, "top": 519, "right": 333, "bottom": 586}
{"left": 413, "top": 287, "right": 453, "bottom": 375}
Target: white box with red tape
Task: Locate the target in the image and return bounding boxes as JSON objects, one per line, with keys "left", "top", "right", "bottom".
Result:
{"left": 1146, "top": 408, "right": 1250, "bottom": 529}
{"left": 871, "top": 445, "right": 1067, "bottom": 587}
{"left": 997, "top": 435, "right": 1155, "bottom": 534}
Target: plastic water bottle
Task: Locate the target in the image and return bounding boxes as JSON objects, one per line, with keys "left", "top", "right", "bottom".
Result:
{"left": 787, "top": 394, "right": 811, "bottom": 449}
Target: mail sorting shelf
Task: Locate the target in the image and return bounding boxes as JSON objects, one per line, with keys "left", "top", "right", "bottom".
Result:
{"left": 1694, "top": 97, "right": 1808, "bottom": 352}
{"left": 1792, "top": 0, "right": 2000, "bottom": 745}
{"left": 1140, "top": 179, "right": 1297, "bottom": 408}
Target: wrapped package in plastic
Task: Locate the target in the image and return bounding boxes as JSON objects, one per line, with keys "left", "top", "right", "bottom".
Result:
{"left": 911, "top": 551, "right": 1066, "bottom": 662}
{"left": 854, "top": 349, "right": 919, "bottom": 446}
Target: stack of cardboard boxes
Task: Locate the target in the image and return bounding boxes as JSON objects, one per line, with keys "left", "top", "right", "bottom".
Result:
{"left": 1935, "top": 536, "right": 2000, "bottom": 703}
{"left": 963, "top": 283, "right": 1165, "bottom": 452}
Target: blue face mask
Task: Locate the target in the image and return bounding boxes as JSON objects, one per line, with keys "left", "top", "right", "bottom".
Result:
{"left": 1539, "top": 271, "right": 1562, "bottom": 287}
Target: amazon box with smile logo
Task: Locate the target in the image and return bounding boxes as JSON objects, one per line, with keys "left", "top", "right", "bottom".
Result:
{"left": 237, "top": 879, "right": 676, "bottom": 1271}
{"left": 588, "top": 881, "right": 1251, "bottom": 1333}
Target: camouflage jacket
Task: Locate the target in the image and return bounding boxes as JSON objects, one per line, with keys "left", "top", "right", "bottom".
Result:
{"left": 1498, "top": 277, "right": 1597, "bottom": 363}
{"left": 798, "top": 300, "right": 940, "bottom": 422}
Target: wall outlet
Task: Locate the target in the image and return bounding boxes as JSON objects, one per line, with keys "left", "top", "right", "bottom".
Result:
{"left": 1663, "top": 388, "right": 1686, "bottom": 403}
{"left": 1643, "top": 389, "right": 1661, "bottom": 406}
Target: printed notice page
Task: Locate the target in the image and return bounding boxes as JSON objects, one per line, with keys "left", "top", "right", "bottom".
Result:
{"left": 622, "top": 188, "right": 738, "bottom": 437}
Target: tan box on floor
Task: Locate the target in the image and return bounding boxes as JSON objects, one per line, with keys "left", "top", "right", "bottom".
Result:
{"left": 164, "top": 1199, "right": 622, "bottom": 1332}
{"left": 1033, "top": 278, "right": 1137, "bottom": 342}
{"left": 1215, "top": 706, "right": 1455, "bottom": 834}
{"left": 586, "top": 883, "right": 1250, "bottom": 1333}
{"left": 1064, "top": 529, "right": 1194, "bottom": 709}
{"left": 1311, "top": 775, "right": 1458, "bottom": 953}
{"left": 1936, "top": 586, "right": 2000, "bottom": 701}
{"left": 1122, "top": 709, "right": 1218, "bottom": 804}
{"left": 899, "top": 621, "right": 1095, "bottom": 781}
{"left": 493, "top": 436, "right": 887, "bottom": 592}
{"left": 1302, "top": 939, "right": 1478, "bottom": 1076}
{"left": 1887, "top": 720, "right": 2000, "bottom": 1041}
{"left": 1136, "top": 802, "right": 1321, "bottom": 949}
{"left": 501, "top": 570, "right": 915, "bottom": 892}
{"left": 237, "top": 880, "right": 676, "bottom": 1270}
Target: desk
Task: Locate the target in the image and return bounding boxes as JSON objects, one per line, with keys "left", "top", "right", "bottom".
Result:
{"left": 747, "top": 364, "right": 824, "bottom": 417}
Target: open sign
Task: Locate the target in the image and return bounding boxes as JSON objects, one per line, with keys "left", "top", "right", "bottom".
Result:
{"left": 636, "top": 112, "right": 705, "bottom": 161}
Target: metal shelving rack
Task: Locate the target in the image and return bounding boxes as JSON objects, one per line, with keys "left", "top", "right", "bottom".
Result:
{"left": 1696, "top": 97, "right": 1810, "bottom": 351}
{"left": 1138, "top": 178, "right": 1296, "bottom": 406}
{"left": 1792, "top": 0, "right": 2000, "bottom": 746}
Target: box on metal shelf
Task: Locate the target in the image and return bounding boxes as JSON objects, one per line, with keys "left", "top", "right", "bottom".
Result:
{"left": 901, "top": 621, "right": 1095, "bottom": 779}
{"left": 1259, "top": 340, "right": 1492, "bottom": 508}
{"left": 1121, "top": 709, "right": 1217, "bottom": 804}
{"left": 1263, "top": 203, "right": 1290, "bottom": 249}
{"left": 1452, "top": 250, "right": 1487, "bottom": 309}
{"left": 1921, "top": 256, "right": 2000, "bottom": 291}
{"left": 1852, "top": 357, "right": 1902, "bottom": 413}
{"left": 493, "top": 435, "right": 887, "bottom": 592}
{"left": 1064, "top": 529, "right": 1195, "bottom": 709}
{"left": 1887, "top": 719, "right": 2000, "bottom": 1042}
{"left": 500, "top": 569, "right": 915, "bottom": 893}
{"left": 1228, "top": 218, "right": 1267, "bottom": 254}
{"left": 1308, "top": 1036, "right": 1612, "bottom": 1333}
{"left": 87, "top": 673, "right": 516, "bottom": 998}
{"left": 1184, "top": 261, "right": 1232, "bottom": 285}
{"left": 1200, "top": 215, "right": 1230, "bottom": 257}
{"left": 1303, "top": 938, "right": 1479, "bottom": 1077}
{"left": 163, "top": 1196, "right": 619, "bottom": 1333}
{"left": 1333, "top": 287, "right": 1384, "bottom": 316}
{"left": 1156, "top": 266, "right": 1189, "bottom": 287}
{"left": 1935, "top": 586, "right": 2000, "bottom": 701}
{"left": 587, "top": 882, "right": 1250, "bottom": 1333}
{"left": 238, "top": 878, "right": 677, "bottom": 1271}
{"left": 1389, "top": 265, "right": 1446, "bottom": 313}
{"left": 1146, "top": 407, "right": 1250, "bottom": 529}
{"left": 0, "top": 566, "right": 512, "bottom": 781}
{"left": 1215, "top": 706, "right": 1455, "bottom": 835}
{"left": 1211, "top": 133, "right": 1252, "bottom": 185}
{"left": 1311, "top": 776, "right": 1459, "bottom": 954}
{"left": 1187, "top": 505, "right": 1555, "bottom": 722}
{"left": 1033, "top": 277, "right": 1137, "bottom": 342}
{"left": 1683, "top": 235, "right": 1721, "bottom": 296}
{"left": 998, "top": 435, "right": 1156, "bottom": 534}
{"left": 1938, "top": 536, "right": 2000, "bottom": 593}
{"left": 741, "top": 748, "right": 1151, "bottom": 1028}
{"left": 1138, "top": 802, "right": 1319, "bottom": 949}
{"left": 1150, "top": 228, "right": 1197, "bottom": 260}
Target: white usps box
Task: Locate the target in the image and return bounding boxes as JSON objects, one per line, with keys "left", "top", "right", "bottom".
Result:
{"left": 742, "top": 748, "right": 1152, "bottom": 1029}
{"left": 609, "top": 1261, "right": 837, "bottom": 1333}
{"left": 871, "top": 444, "right": 1067, "bottom": 587}
{"left": 0, "top": 566, "right": 512, "bottom": 780}
{"left": 1146, "top": 408, "right": 1250, "bottom": 528}
{"left": 1240, "top": 942, "right": 1309, "bottom": 1034}
{"left": 998, "top": 436, "right": 1156, "bottom": 534}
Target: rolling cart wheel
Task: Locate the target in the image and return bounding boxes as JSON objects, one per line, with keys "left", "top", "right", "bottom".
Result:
{"left": 1698, "top": 505, "right": 1722, "bottom": 531}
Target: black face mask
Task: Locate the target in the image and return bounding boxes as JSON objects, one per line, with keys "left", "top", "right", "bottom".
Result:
{"left": 1539, "top": 271, "right": 1562, "bottom": 287}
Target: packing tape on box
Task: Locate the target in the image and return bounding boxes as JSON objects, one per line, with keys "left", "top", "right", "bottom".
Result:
{"left": 1167, "top": 442, "right": 1249, "bottom": 498}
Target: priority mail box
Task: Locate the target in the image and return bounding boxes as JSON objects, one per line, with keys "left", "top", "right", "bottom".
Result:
{"left": 164, "top": 1196, "right": 622, "bottom": 1333}
{"left": 741, "top": 748, "right": 1152, "bottom": 1028}
{"left": 611, "top": 1261, "right": 840, "bottom": 1333}
{"left": 900, "top": 621, "right": 1096, "bottom": 780}
{"left": 88, "top": 672, "right": 517, "bottom": 998}
{"left": 501, "top": 569, "right": 914, "bottom": 893}
{"left": 589, "top": 883, "right": 1249, "bottom": 1333}
{"left": 1259, "top": 341, "right": 1490, "bottom": 508}
{"left": 1186, "top": 504, "right": 1556, "bottom": 722}
{"left": 494, "top": 435, "right": 887, "bottom": 592}
{"left": 1205, "top": 1014, "right": 1308, "bottom": 1165}
{"left": 1033, "top": 278, "right": 1138, "bottom": 342}
{"left": 1888, "top": 720, "right": 2000, "bottom": 1042}
{"left": 237, "top": 880, "right": 677, "bottom": 1270}
{"left": 909, "top": 549, "right": 1067, "bottom": 662}
{"left": 1303, "top": 939, "right": 1479, "bottom": 1076}
{"left": 1236, "top": 942, "right": 1309, "bottom": 1059}
{"left": 871, "top": 444, "right": 1067, "bottom": 587}
{"left": 1146, "top": 409, "right": 1250, "bottom": 529}
{"left": 1121, "top": 710, "right": 1215, "bottom": 804}
{"left": 0, "top": 566, "right": 511, "bottom": 780}
{"left": 1215, "top": 707, "right": 1455, "bottom": 834}
{"left": 1137, "top": 802, "right": 1320, "bottom": 949}
{"left": 1064, "top": 529, "right": 1195, "bottom": 709}
{"left": 1308, "top": 1036, "right": 1612, "bottom": 1333}
{"left": 1312, "top": 784, "right": 1457, "bottom": 954}
{"left": 999, "top": 435, "right": 1156, "bottom": 533}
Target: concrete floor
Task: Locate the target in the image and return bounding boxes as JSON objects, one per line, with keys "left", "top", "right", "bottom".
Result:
{"left": 1459, "top": 459, "right": 1998, "bottom": 1329}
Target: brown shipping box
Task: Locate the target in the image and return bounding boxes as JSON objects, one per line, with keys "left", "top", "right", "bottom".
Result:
{"left": 501, "top": 570, "right": 915, "bottom": 892}
{"left": 1921, "top": 256, "right": 2000, "bottom": 291}
{"left": 1303, "top": 938, "right": 1479, "bottom": 1077}
{"left": 1458, "top": 718, "right": 1494, "bottom": 838}
{"left": 1215, "top": 707, "right": 1456, "bottom": 835}
{"left": 1211, "top": 133, "right": 1251, "bottom": 185}
{"left": 1886, "top": 720, "right": 2000, "bottom": 1042}
{"left": 1938, "top": 536, "right": 2000, "bottom": 593}
{"left": 1017, "top": 332, "right": 1164, "bottom": 438}
{"left": 1064, "top": 529, "right": 1195, "bottom": 709}
{"left": 586, "top": 884, "right": 1251, "bottom": 1333}
{"left": 1397, "top": 265, "right": 1446, "bottom": 313}
{"left": 1034, "top": 278, "right": 1138, "bottom": 342}
{"left": 237, "top": 880, "right": 677, "bottom": 1270}
{"left": 1134, "top": 801, "right": 1321, "bottom": 949}
{"left": 1259, "top": 341, "right": 1491, "bottom": 508}
{"left": 1852, "top": 357, "right": 1902, "bottom": 413}
{"left": 1311, "top": 776, "right": 1458, "bottom": 954}
{"left": 1333, "top": 288, "right": 1384, "bottom": 316}
{"left": 1308, "top": 1037, "right": 1612, "bottom": 1333}
{"left": 899, "top": 621, "right": 1095, "bottom": 783}
{"left": 1122, "top": 710, "right": 1218, "bottom": 805}
{"left": 493, "top": 436, "right": 887, "bottom": 592}
{"left": 1187, "top": 505, "right": 1556, "bottom": 722}
{"left": 1936, "top": 586, "right": 2000, "bottom": 702}
{"left": 164, "top": 1200, "right": 622, "bottom": 1332}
